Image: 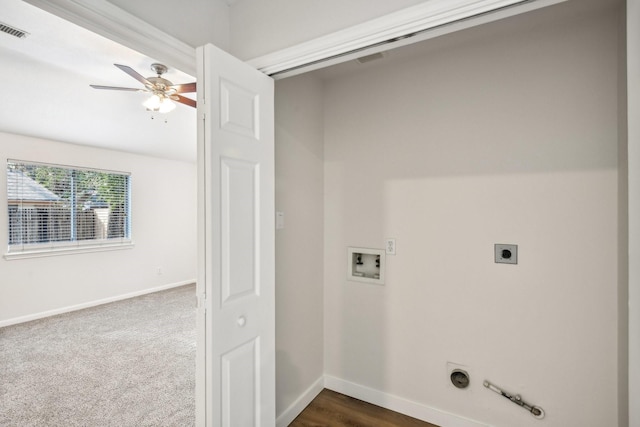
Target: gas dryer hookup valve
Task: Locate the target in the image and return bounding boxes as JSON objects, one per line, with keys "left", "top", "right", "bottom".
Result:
{"left": 483, "top": 380, "right": 545, "bottom": 419}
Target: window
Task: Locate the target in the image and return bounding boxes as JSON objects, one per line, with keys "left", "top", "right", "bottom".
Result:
{"left": 6, "top": 160, "right": 131, "bottom": 257}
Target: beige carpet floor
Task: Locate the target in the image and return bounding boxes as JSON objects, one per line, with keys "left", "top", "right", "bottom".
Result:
{"left": 0, "top": 284, "right": 196, "bottom": 427}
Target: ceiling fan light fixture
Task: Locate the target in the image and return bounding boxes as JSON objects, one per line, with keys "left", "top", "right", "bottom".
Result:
{"left": 158, "top": 98, "right": 176, "bottom": 114}
{"left": 143, "top": 93, "right": 175, "bottom": 113}
{"left": 143, "top": 94, "right": 161, "bottom": 110}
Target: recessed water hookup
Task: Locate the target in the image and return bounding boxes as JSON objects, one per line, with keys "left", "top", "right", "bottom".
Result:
{"left": 495, "top": 244, "right": 518, "bottom": 264}
{"left": 347, "top": 247, "right": 385, "bottom": 285}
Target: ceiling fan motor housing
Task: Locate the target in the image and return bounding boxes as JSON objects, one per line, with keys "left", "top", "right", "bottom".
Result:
{"left": 148, "top": 76, "right": 175, "bottom": 93}
{"left": 150, "top": 63, "right": 168, "bottom": 76}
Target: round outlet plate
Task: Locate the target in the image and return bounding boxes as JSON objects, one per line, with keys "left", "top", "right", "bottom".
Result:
{"left": 451, "top": 369, "right": 470, "bottom": 389}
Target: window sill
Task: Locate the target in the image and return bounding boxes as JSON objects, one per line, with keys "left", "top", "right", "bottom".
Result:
{"left": 4, "top": 241, "right": 135, "bottom": 260}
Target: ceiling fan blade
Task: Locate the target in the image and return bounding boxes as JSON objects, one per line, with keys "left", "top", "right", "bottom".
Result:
{"left": 171, "top": 82, "right": 197, "bottom": 93}
{"left": 174, "top": 95, "right": 197, "bottom": 108}
{"left": 90, "top": 84, "right": 143, "bottom": 91}
{"left": 114, "top": 64, "right": 152, "bottom": 86}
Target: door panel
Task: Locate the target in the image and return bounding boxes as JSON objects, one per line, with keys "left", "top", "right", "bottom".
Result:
{"left": 221, "top": 158, "right": 259, "bottom": 303}
{"left": 196, "top": 43, "right": 275, "bottom": 427}
{"left": 221, "top": 338, "right": 259, "bottom": 426}
{"left": 220, "top": 79, "right": 260, "bottom": 139}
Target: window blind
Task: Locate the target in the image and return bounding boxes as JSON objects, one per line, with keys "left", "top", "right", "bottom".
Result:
{"left": 6, "top": 160, "right": 131, "bottom": 254}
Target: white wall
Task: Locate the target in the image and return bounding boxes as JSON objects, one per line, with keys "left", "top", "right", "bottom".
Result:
{"left": 618, "top": 2, "right": 629, "bottom": 426}
{"left": 627, "top": 0, "right": 640, "bottom": 424}
{"left": 228, "top": 0, "right": 426, "bottom": 60}
{"left": 106, "top": 0, "right": 230, "bottom": 50}
{"left": 322, "top": 2, "right": 621, "bottom": 426}
{"left": 0, "top": 132, "right": 197, "bottom": 324}
{"left": 274, "top": 74, "right": 325, "bottom": 417}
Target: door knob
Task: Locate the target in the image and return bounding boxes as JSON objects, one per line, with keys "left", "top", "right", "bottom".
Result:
{"left": 237, "top": 316, "right": 246, "bottom": 327}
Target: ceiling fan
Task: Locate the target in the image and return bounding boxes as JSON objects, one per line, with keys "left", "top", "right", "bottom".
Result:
{"left": 90, "top": 63, "right": 196, "bottom": 113}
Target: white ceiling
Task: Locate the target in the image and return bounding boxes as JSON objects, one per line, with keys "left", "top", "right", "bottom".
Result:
{"left": 0, "top": 0, "right": 197, "bottom": 163}
{"left": 0, "top": 0, "right": 618, "bottom": 166}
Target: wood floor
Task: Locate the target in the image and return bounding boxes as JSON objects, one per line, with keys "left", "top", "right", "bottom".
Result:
{"left": 289, "top": 389, "right": 440, "bottom": 427}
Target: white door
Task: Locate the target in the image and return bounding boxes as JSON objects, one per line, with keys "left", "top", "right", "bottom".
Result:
{"left": 195, "top": 43, "right": 275, "bottom": 427}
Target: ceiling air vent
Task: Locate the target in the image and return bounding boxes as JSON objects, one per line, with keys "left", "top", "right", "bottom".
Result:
{"left": 0, "top": 22, "right": 29, "bottom": 39}
{"left": 356, "top": 52, "right": 385, "bottom": 64}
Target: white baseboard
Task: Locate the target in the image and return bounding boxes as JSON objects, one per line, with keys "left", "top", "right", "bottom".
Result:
{"left": 276, "top": 376, "right": 324, "bottom": 427}
{"left": 0, "top": 280, "right": 196, "bottom": 328}
{"left": 324, "top": 375, "right": 490, "bottom": 427}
